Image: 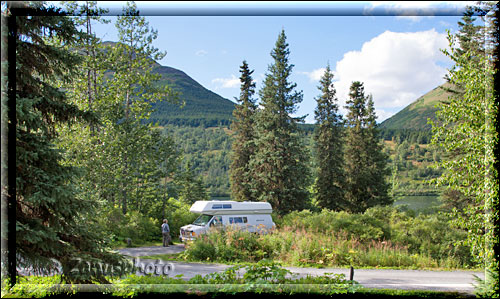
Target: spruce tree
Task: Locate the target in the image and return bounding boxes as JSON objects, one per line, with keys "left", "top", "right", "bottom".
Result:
{"left": 455, "top": 6, "right": 485, "bottom": 59}
{"left": 363, "top": 95, "right": 391, "bottom": 208}
{"left": 344, "top": 82, "right": 390, "bottom": 213}
{"left": 443, "top": 5, "right": 485, "bottom": 97}
{"left": 229, "top": 60, "right": 257, "bottom": 202}
{"left": 312, "top": 64, "right": 345, "bottom": 210}
{"left": 250, "top": 30, "right": 310, "bottom": 215}
{"left": 176, "top": 162, "right": 210, "bottom": 205}
{"left": 344, "top": 82, "right": 367, "bottom": 213}
{"left": 8, "top": 2, "right": 128, "bottom": 282}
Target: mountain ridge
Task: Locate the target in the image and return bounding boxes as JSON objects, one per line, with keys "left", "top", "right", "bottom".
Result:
{"left": 150, "top": 63, "right": 236, "bottom": 127}
{"left": 379, "top": 82, "right": 454, "bottom": 130}
{"left": 101, "top": 41, "right": 236, "bottom": 127}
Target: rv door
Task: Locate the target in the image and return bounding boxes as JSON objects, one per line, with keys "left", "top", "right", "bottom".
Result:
{"left": 209, "top": 216, "right": 223, "bottom": 228}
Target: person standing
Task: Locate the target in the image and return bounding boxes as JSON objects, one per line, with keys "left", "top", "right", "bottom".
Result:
{"left": 162, "top": 219, "right": 171, "bottom": 247}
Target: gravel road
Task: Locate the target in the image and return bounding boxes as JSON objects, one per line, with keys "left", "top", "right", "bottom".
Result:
{"left": 118, "top": 245, "right": 484, "bottom": 294}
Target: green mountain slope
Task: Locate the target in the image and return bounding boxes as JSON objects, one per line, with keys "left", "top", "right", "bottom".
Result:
{"left": 380, "top": 83, "right": 454, "bottom": 130}
{"left": 101, "top": 41, "right": 235, "bottom": 127}
{"left": 150, "top": 64, "right": 235, "bottom": 127}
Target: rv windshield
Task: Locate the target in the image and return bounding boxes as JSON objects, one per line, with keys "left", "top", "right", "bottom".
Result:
{"left": 193, "top": 214, "right": 213, "bottom": 226}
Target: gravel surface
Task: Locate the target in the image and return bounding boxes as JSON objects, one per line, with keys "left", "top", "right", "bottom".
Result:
{"left": 117, "top": 246, "right": 484, "bottom": 294}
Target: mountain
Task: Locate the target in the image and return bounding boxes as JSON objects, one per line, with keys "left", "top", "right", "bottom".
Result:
{"left": 150, "top": 64, "right": 236, "bottom": 127}
{"left": 101, "top": 41, "right": 236, "bottom": 127}
{"left": 379, "top": 82, "right": 454, "bottom": 130}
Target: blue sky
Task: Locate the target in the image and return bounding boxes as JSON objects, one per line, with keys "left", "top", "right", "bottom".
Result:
{"left": 53, "top": 1, "right": 479, "bottom": 123}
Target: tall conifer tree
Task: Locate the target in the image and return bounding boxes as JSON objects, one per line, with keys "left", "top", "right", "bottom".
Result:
{"left": 229, "top": 60, "right": 257, "bottom": 202}
{"left": 344, "top": 82, "right": 390, "bottom": 213}
{"left": 313, "top": 64, "right": 345, "bottom": 210}
{"left": 250, "top": 30, "right": 310, "bottom": 214}
{"left": 363, "top": 95, "right": 391, "bottom": 208}
{"left": 7, "top": 2, "right": 128, "bottom": 282}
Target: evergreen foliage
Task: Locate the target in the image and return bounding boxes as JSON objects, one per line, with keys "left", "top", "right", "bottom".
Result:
{"left": 174, "top": 162, "right": 210, "bottom": 205}
{"left": 249, "top": 30, "right": 311, "bottom": 215}
{"left": 161, "top": 125, "right": 231, "bottom": 197}
{"left": 344, "top": 82, "right": 391, "bottom": 213}
{"left": 6, "top": 1, "right": 495, "bottom": 292}
{"left": 312, "top": 64, "right": 346, "bottom": 210}
{"left": 9, "top": 2, "right": 128, "bottom": 282}
{"left": 229, "top": 60, "right": 257, "bottom": 202}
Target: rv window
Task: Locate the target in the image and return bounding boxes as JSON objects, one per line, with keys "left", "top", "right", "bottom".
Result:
{"left": 228, "top": 217, "right": 247, "bottom": 224}
{"left": 210, "top": 216, "right": 223, "bottom": 227}
{"left": 213, "top": 204, "right": 232, "bottom": 209}
{"left": 193, "top": 214, "right": 212, "bottom": 226}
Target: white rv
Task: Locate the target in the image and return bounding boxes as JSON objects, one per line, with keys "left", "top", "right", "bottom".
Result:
{"left": 179, "top": 200, "right": 275, "bottom": 242}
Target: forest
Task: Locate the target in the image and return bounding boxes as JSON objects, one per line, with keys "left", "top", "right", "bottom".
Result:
{"left": 3, "top": 1, "right": 498, "bottom": 298}
{"left": 161, "top": 125, "right": 441, "bottom": 200}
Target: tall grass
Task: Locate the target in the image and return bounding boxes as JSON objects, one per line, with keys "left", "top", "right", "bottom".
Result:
{"left": 181, "top": 206, "right": 476, "bottom": 270}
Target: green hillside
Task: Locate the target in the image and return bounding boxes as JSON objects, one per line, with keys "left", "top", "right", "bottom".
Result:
{"left": 380, "top": 83, "right": 454, "bottom": 130}
{"left": 101, "top": 41, "right": 235, "bottom": 127}
{"left": 150, "top": 64, "right": 235, "bottom": 127}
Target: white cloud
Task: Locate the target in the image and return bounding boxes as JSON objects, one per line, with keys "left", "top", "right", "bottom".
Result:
{"left": 299, "top": 68, "right": 329, "bottom": 82}
{"left": 212, "top": 74, "right": 240, "bottom": 89}
{"left": 374, "top": 108, "right": 396, "bottom": 123}
{"left": 333, "top": 29, "right": 451, "bottom": 121}
{"left": 195, "top": 49, "right": 208, "bottom": 56}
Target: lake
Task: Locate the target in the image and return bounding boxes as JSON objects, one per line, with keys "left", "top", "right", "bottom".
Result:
{"left": 393, "top": 195, "right": 441, "bottom": 213}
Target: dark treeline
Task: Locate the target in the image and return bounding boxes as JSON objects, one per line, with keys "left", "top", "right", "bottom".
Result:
{"left": 380, "top": 128, "right": 433, "bottom": 144}
{"left": 151, "top": 116, "right": 232, "bottom": 128}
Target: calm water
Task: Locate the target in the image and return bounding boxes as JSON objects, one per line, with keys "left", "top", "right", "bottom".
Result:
{"left": 393, "top": 195, "right": 441, "bottom": 213}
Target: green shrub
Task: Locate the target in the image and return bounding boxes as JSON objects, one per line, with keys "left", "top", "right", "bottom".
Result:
{"left": 180, "top": 206, "right": 476, "bottom": 269}
{"left": 182, "top": 234, "right": 217, "bottom": 261}
{"left": 280, "top": 208, "right": 391, "bottom": 242}
{"left": 101, "top": 208, "right": 159, "bottom": 245}
{"left": 181, "top": 227, "right": 268, "bottom": 263}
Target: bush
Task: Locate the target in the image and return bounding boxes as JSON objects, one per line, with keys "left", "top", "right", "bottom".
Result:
{"left": 280, "top": 208, "right": 391, "bottom": 242}
{"left": 100, "top": 208, "right": 160, "bottom": 246}
{"left": 181, "top": 206, "right": 476, "bottom": 269}
{"left": 181, "top": 227, "right": 269, "bottom": 263}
